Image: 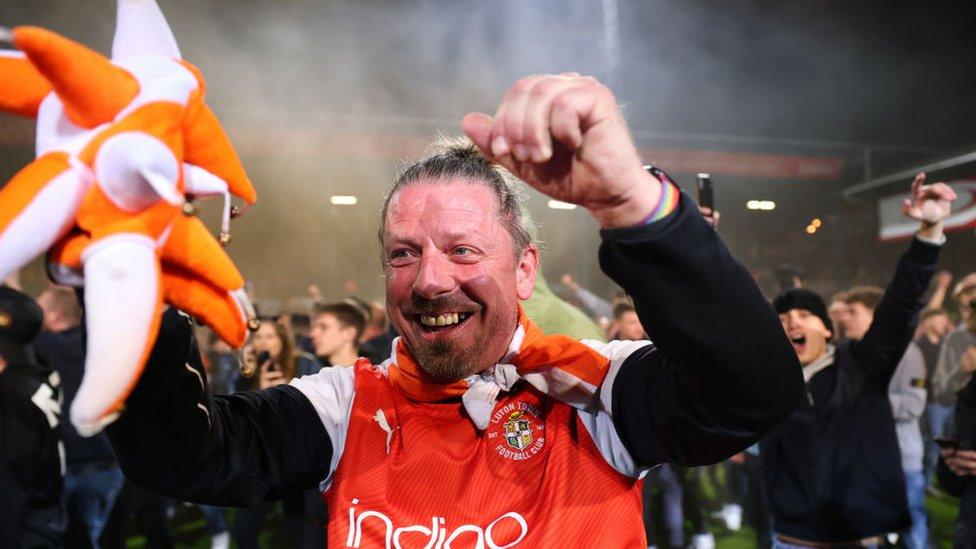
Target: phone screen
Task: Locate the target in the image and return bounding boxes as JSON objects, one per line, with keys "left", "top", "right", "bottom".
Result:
{"left": 935, "top": 436, "right": 959, "bottom": 450}
{"left": 696, "top": 173, "right": 713, "bottom": 209}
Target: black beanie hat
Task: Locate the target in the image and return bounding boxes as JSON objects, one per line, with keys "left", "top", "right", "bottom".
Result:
{"left": 772, "top": 288, "right": 833, "bottom": 336}
{"left": 0, "top": 286, "right": 43, "bottom": 365}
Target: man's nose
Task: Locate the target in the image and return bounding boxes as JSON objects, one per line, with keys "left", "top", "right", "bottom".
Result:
{"left": 413, "top": 251, "right": 456, "bottom": 298}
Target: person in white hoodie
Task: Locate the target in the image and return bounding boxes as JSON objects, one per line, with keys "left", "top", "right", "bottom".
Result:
{"left": 890, "top": 344, "right": 929, "bottom": 549}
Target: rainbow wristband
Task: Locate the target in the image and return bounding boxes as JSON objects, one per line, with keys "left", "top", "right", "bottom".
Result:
{"left": 639, "top": 169, "right": 680, "bottom": 225}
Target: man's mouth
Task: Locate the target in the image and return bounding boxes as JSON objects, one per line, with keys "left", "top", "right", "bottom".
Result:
{"left": 416, "top": 312, "right": 474, "bottom": 332}
{"left": 790, "top": 335, "right": 807, "bottom": 352}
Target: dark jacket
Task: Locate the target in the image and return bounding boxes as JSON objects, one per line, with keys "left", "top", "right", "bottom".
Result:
{"left": 35, "top": 327, "right": 119, "bottom": 471}
{"left": 760, "top": 237, "right": 940, "bottom": 542}
{"left": 0, "top": 362, "right": 65, "bottom": 547}
{"left": 104, "top": 193, "right": 803, "bottom": 506}
{"left": 937, "top": 375, "right": 976, "bottom": 547}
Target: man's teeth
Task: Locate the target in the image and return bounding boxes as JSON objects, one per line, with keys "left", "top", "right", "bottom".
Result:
{"left": 420, "top": 313, "right": 467, "bottom": 327}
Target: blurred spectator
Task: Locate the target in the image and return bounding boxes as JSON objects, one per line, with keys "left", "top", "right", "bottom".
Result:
{"left": 0, "top": 286, "right": 65, "bottom": 547}
{"left": 310, "top": 302, "right": 366, "bottom": 367}
{"left": 838, "top": 284, "right": 930, "bottom": 545}
{"left": 644, "top": 464, "right": 685, "bottom": 549}
{"left": 930, "top": 273, "right": 976, "bottom": 486}
{"left": 841, "top": 286, "right": 883, "bottom": 342}
{"left": 204, "top": 332, "right": 239, "bottom": 396}
{"left": 916, "top": 308, "right": 954, "bottom": 484}
{"left": 953, "top": 273, "right": 976, "bottom": 327}
{"left": 937, "top": 372, "right": 976, "bottom": 547}
{"left": 35, "top": 286, "right": 123, "bottom": 549}
{"left": 560, "top": 273, "right": 614, "bottom": 321}
{"left": 353, "top": 298, "right": 394, "bottom": 365}
{"left": 889, "top": 342, "right": 930, "bottom": 548}
{"left": 199, "top": 334, "right": 237, "bottom": 549}
{"left": 763, "top": 192, "right": 944, "bottom": 548}
{"left": 613, "top": 302, "right": 646, "bottom": 341}
{"left": 523, "top": 269, "right": 605, "bottom": 341}
{"left": 235, "top": 319, "right": 324, "bottom": 549}
{"left": 924, "top": 270, "right": 954, "bottom": 316}
{"left": 827, "top": 292, "right": 849, "bottom": 343}
{"left": 291, "top": 313, "right": 316, "bottom": 356}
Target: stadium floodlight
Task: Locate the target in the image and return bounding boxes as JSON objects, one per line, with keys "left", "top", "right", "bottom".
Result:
{"left": 547, "top": 200, "right": 577, "bottom": 210}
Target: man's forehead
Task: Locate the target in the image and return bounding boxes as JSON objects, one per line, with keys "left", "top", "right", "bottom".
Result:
{"left": 388, "top": 179, "right": 497, "bottom": 214}
{"left": 384, "top": 179, "right": 505, "bottom": 238}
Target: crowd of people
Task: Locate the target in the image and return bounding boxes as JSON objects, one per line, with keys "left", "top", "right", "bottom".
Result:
{"left": 0, "top": 71, "right": 973, "bottom": 549}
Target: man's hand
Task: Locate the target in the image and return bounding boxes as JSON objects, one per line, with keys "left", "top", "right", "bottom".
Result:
{"left": 943, "top": 447, "right": 976, "bottom": 477}
{"left": 257, "top": 360, "right": 286, "bottom": 390}
{"left": 700, "top": 207, "right": 720, "bottom": 229}
{"left": 961, "top": 346, "right": 976, "bottom": 374}
{"left": 561, "top": 273, "right": 580, "bottom": 292}
{"left": 462, "top": 73, "right": 660, "bottom": 229}
{"left": 902, "top": 173, "right": 956, "bottom": 241}
{"left": 936, "top": 270, "right": 954, "bottom": 290}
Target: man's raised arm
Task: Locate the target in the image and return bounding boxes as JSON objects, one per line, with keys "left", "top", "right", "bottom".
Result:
{"left": 105, "top": 308, "right": 335, "bottom": 506}
{"left": 462, "top": 73, "right": 803, "bottom": 467}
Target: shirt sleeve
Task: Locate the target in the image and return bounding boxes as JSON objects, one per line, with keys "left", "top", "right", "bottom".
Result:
{"left": 288, "top": 367, "right": 356, "bottom": 491}
{"left": 888, "top": 343, "right": 928, "bottom": 422}
{"left": 576, "top": 339, "right": 655, "bottom": 478}
{"left": 598, "top": 192, "right": 804, "bottom": 467}
{"left": 107, "top": 308, "right": 335, "bottom": 506}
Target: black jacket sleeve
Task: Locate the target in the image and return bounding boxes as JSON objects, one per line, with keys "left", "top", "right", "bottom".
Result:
{"left": 603, "top": 193, "right": 804, "bottom": 466}
{"left": 106, "top": 308, "right": 333, "bottom": 506}
{"left": 851, "top": 237, "right": 940, "bottom": 383}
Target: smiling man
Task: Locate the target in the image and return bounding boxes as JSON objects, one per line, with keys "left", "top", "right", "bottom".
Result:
{"left": 105, "top": 74, "right": 803, "bottom": 547}
{"left": 762, "top": 173, "right": 956, "bottom": 548}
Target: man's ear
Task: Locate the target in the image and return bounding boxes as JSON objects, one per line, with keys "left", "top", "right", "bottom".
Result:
{"left": 516, "top": 245, "right": 540, "bottom": 301}
{"left": 340, "top": 325, "right": 357, "bottom": 344}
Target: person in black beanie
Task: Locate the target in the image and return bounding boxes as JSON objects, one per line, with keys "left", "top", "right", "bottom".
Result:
{"left": 0, "top": 286, "right": 65, "bottom": 548}
{"left": 760, "top": 174, "right": 954, "bottom": 548}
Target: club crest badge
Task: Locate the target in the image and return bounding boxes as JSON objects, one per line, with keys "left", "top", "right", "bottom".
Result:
{"left": 487, "top": 401, "right": 546, "bottom": 461}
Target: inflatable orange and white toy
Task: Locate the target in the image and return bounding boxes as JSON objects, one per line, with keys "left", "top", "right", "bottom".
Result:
{"left": 0, "top": 0, "right": 257, "bottom": 436}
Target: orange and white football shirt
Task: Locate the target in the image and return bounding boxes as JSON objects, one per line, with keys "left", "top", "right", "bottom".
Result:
{"left": 291, "top": 338, "right": 651, "bottom": 548}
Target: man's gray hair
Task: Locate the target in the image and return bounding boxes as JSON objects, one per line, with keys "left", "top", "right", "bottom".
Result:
{"left": 378, "top": 137, "right": 536, "bottom": 262}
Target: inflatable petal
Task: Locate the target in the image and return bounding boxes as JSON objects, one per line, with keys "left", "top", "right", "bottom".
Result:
{"left": 112, "top": 0, "right": 181, "bottom": 61}
{"left": 0, "top": 50, "right": 52, "bottom": 117}
{"left": 182, "top": 99, "right": 256, "bottom": 204}
{"left": 14, "top": 26, "right": 138, "bottom": 128}
{"left": 71, "top": 233, "right": 162, "bottom": 436}
{"left": 0, "top": 152, "right": 86, "bottom": 280}
{"left": 161, "top": 215, "right": 244, "bottom": 292}
{"left": 162, "top": 264, "right": 248, "bottom": 347}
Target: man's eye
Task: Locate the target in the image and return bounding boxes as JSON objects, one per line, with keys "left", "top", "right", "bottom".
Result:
{"left": 390, "top": 249, "right": 412, "bottom": 260}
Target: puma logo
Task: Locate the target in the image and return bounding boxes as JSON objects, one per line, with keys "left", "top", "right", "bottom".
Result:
{"left": 373, "top": 409, "right": 394, "bottom": 455}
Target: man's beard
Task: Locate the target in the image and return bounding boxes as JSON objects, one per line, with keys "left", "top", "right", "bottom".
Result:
{"left": 411, "top": 338, "right": 486, "bottom": 383}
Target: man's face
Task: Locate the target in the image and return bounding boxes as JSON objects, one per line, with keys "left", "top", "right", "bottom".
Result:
{"left": 310, "top": 313, "right": 354, "bottom": 360}
{"left": 923, "top": 314, "right": 952, "bottom": 339}
{"left": 252, "top": 322, "right": 283, "bottom": 358}
{"left": 828, "top": 300, "right": 848, "bottom": 339}
{"left": 959, "top": 284, "right": 976, "bottom": 323}
{"left": 383, "top": 181, "right": 538, "bottom": 382}
{"left": 615, "top": 311, "right": 645, "bottom": 341}
{"left": 779, "top": 308, "right": 832, "bottom": 366}
{"left": 843, "top": 302, "right": 874, "bottom": 341}
{"left": 36, "top": 291, "right": 60, "bottom": 332}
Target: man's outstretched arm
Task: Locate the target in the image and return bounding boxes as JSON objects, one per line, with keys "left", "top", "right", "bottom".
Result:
{"left": 852, "top": 174, "right": 952, "bottom": 382}
{"left": 601, "top": 191, "right": 803, "bottom": 466}
{"left": 106, "top": 308, "right": 335, "bottom": 506}
{"left": 462, "top": 74, "right": 803, "bottom": 468}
